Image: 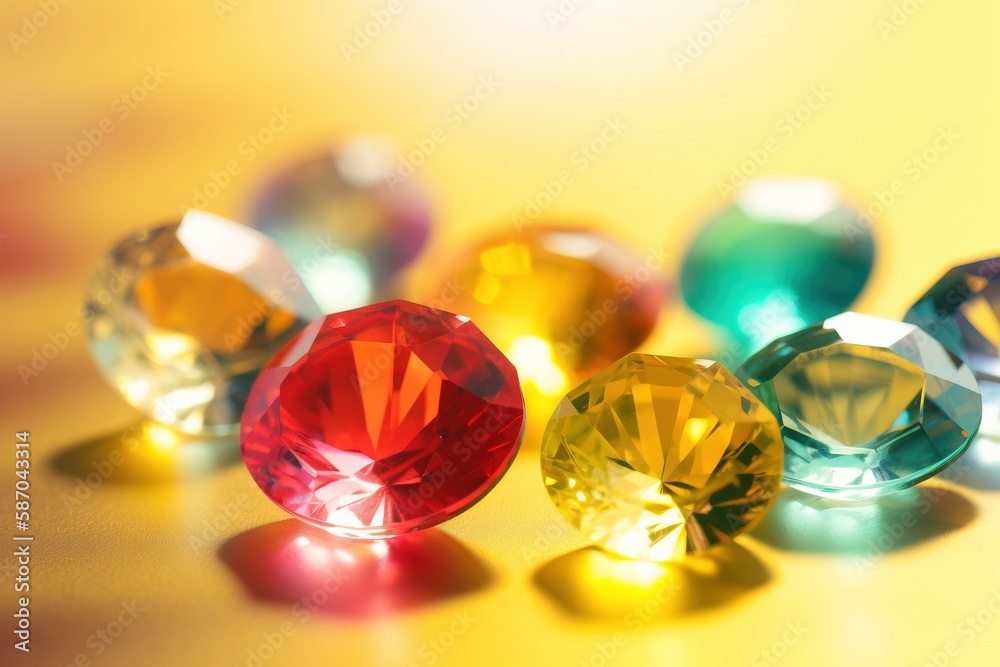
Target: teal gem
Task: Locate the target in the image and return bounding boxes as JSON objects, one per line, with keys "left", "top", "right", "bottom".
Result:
{"left": 736, "top": 312, "right": 981, "bottom": 499}
{"left": 680, "top": 177, "right": 875, "bottom": 349}
{"left": 903, "top": 257, "right": 1000, "bottom": 439}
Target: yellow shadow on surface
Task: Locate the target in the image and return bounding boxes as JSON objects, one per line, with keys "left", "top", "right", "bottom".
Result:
{"left": 50, "top": 421, "right": 241, "bottom": 484}
{"left": 751, "top": 484, "right": 976, "bottom": 553}
{"left": 220, "top": 520, "right": 492, "bottom": 617}
{"left": 533, "top": 543, "right": 769, "bottom": 620}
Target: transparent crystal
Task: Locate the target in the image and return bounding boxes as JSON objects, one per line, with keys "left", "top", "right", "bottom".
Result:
{"left": 84, "top": 210, "right": 319, "bottom": 435}
{"left": 738, "top": 312, "right": 982, "bottom": 499}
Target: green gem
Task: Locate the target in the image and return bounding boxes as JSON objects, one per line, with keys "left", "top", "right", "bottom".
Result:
{"left": 680, "top": 177, "right": 875, "bottom": 347}
{"left": 737, "top": 312, "right": 981, "bottom": 499}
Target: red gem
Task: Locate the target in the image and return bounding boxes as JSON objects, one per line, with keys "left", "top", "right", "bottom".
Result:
{"left": 241, "top": 300, "right": 525, "bottom": 538}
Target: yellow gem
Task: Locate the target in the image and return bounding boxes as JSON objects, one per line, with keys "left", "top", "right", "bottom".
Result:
{"left": 84, "top": 211, "right": 319, "bottom": 435}
{"left": 540, "top": 354, "right": 783, "bottom": 562}
{"left": 429, "top": 226, "right": 666, "bottom": 398}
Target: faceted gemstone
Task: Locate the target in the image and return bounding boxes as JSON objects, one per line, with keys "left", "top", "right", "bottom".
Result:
{"left": 251, "top": 138, "right": 432, "bottom": 313}
{"left": 429, "top": 226, "right": 667, "bottom": 398}
{"left": 540, "top": 354, "right": 783, "bottom": 562}
{"left": 240, "top": 300, "right": 525, "bottom": 538}
{"left": 680, "top": 177, "right": 875, "bottom": 348}
{"left": 903, "top": 257, "right": 1000, "bottom": 439}
{"left": 84, "top": 210, "right": 319, "bottom": 435}
{"left": 737, "top": 312, "right": 982, "bottom": 499}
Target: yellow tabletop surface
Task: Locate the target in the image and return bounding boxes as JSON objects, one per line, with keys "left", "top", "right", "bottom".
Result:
{"left": 2, "top": 1, "right": 1000, "bottom": 666}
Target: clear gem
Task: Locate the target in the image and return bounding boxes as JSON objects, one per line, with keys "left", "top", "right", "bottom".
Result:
{"left": 84, "top": 210, "right": 319, "bottom": 435}
{"left": 540, "top": 354, "right": 783, "bottom": 562}
{"left": 737, "top": 312, "right": 981, "bottom": 499}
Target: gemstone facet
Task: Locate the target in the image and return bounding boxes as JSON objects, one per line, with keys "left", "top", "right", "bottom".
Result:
{"left": 251, "top": 138, "right": 432, "bottom": 313}
{"left": 737, "top": 312, "right": 981, "bottom": 499}
{"left": 84, "top": 210, "right": 319, "bottom": 435}
{"left": 680, "top": 177, "right": 875, "bottom": 348}
{"left": 540, "top": 354, "right": 783, "bottom": 562}
{"left": 430, "top": 226, "right": 667, "bottom": 398}
{"left": 903, "top": 257, "right": 1000, "bottom": 439}
{"left": 240, "top": 300, "right": 525, "bottom": 538}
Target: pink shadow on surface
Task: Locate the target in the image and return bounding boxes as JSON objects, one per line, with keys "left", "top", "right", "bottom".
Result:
{"left": 219, "top": 520, "right": 492, "bottom": 617}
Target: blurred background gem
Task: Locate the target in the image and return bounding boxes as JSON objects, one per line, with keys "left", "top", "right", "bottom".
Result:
{"left": 249, "top": 137, "right": 433, "bottom": 313}
{"left": 737, "top": 312, "right": 981, "bottom": 500}
{"left": 680, "top": 177, "right": 875, "bottom": 354}
{"left": 903, "top": 257, "right": 1000, "bottom": 441}
{"left": 83, "top": 210, "right": 319, "bottom": 436}
{"left": 426, "top": 224, "right": 667, "bottom": 402}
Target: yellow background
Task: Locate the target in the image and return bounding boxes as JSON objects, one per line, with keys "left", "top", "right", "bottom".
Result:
{"left": 2, "top": 1, "right": 1000, "bottom": 665}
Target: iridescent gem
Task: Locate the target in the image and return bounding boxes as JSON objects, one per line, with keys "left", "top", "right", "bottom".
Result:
{"left": 680, "top": 177, "right": 875, "bottom": 348}
{"left": 904, "top": 257, "right": 1000, "bottom": 439}
{"left": 251, "top": 138, "right": 432, "bottom": 313}
{"left": 240, "top": 300, "right": 525, "bottom": 538}
{"left": 428, "top": 226, "right": 667, "bottom": 398}
{"left": 737, "top": 312, "right": 981, "bottom": 499}
{"left": 540, "top": 354, "right": 783, "bottom": 562}
{"left": 84, "top": 210, "right": 319, "bottom": 435}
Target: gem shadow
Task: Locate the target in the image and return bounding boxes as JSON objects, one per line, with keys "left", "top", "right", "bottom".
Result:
{"left": 50, "top": 421, "right": 241, "bottom": 484}
{"left": 533, "top": 543, "right": 770, "bottom": 621}
{"left": 219, "top": 520, "right": 492, "bottom": 617}
{"left": 751, "top": 484, "right": 976, "bottom": 553}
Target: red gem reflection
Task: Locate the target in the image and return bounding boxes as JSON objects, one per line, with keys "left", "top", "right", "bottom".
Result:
{"left": 241, "top": 300, "right": 524, "bottom": 537}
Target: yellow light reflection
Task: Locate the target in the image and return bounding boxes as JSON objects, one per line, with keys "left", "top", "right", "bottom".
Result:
{"left": 145, "top": 332, "right": 196, "bottom": 359}
{"left": 508, "top": 335, "right": 567, "bottom": 396}
{"left": 684, "top": 418, "right": 709, "bottom": 442}
{"left": 142, "top": 422, "right": 180, "bottom": 451}
{"left": 533, "top": 544, "right": 770, "bottom": 620}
